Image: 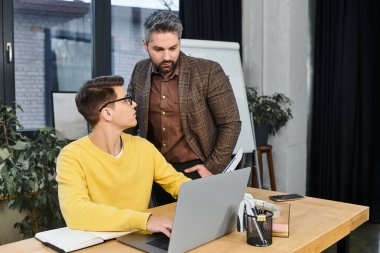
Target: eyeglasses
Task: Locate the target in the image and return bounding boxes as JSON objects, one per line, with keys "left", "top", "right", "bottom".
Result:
{"left": 98, "top": 94, "right": 133, "bottom": 112}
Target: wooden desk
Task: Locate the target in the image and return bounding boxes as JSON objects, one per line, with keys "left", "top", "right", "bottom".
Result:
{"left": 0, "top": 188, "right": 369, "bottom": 253}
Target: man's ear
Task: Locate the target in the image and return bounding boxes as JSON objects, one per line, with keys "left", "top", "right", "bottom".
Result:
{"left": 143, "top": 40, "right": 148, "bottom": 52}
{"left": 100, "top": 108, "right": 112, "bottom": 121}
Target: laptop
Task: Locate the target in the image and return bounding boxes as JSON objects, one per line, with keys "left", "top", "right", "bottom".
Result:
{"left": 117, "top": 154, "right": 250, "bottom": 253}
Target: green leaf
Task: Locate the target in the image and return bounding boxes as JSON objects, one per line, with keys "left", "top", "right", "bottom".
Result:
{"left": 10, "top": 167, "right": 17, "bottom": 177}
{"left": 12, "top": 140, "right": 27, "bottom": 150}
{"left": 38, "top": 194, "right": 47, "bottom": 205}
{"left": 8, "top": 199, "right": 15, "bottom": 208}
{"left": 0, "top": 148, "right": 11, "bottom": 160}
{"left": 6, "top": 177, "right": 16, "bottom": 195}
{"left": 28, "top": 180, "right": 36, "bottom": 192}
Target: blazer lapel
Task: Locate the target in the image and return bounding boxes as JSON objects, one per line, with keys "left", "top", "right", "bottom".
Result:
{"left": 178, "top": 52, "right": 190, "bottom": 132}
{"left": 140, "top": 64, "right": 152, "bottom": 137}
{"left": 177, "top": 52, "right": 204, "bottom": 161}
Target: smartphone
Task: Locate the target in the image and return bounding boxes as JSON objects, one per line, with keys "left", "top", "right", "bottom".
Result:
{"left": 269, "top": 193, "right": 304, "bottom": 202}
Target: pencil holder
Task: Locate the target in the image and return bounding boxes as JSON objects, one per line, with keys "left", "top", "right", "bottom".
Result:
{"left": 245, "top": 209, "right": 273, "bottom": 247}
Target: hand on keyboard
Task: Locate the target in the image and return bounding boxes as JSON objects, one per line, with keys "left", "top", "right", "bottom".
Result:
{"left": 146, "top": 215, "right": 173, "bottom": 238}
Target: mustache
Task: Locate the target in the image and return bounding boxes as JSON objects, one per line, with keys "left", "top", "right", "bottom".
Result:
{"left": 159, "top": 60, "right": 175, "bottom": 66}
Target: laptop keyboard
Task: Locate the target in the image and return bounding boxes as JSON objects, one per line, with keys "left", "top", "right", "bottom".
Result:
{"left": 147, "top": 234, "right": 170, "bottom": 251}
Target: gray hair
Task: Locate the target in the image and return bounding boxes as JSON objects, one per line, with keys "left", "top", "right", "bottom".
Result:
{"left": 144, "top": 10, "right": 183, "bottom": 43}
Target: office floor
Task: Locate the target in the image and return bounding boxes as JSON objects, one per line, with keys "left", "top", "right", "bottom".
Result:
{"left": 323, "top": 222, "right": 380, "bottom": 253}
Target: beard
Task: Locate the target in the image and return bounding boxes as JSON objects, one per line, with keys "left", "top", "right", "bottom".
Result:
{"left": 155, "top": 59, "right": 178, "bottom": 74}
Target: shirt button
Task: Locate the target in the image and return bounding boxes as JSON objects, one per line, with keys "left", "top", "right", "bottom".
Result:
{"left": 162, "top": 111, "right": 165, "bottom": 115}
{"left": 163, "top": 143, "right": 166, "bottom": 147}
{"left": 162, "top": 95, "right": 166, "bottom": 99}
{"left": 162, "top": 127, "right": 166, "bottom": 131}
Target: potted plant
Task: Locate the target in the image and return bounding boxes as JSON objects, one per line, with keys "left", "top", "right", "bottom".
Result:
{"left": 246, "top": 87, "right": 293, "bottom": 146}
{"left": 0, "top": 103, "right": 70, "bottom": 238}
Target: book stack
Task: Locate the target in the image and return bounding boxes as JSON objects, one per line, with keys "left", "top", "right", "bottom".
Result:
{"left": 272, "top": 202, "right": 291, "bottom": 238}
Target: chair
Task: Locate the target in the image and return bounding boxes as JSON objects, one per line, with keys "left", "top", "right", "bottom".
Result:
{"left": 250, "top": 112, "right": 262, "bottom": 189}
{"left": 257, "top": 145, "right": 276, "bottom": 191}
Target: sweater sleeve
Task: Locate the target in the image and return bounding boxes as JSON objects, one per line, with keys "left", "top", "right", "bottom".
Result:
{"left": 56, "top": 148, "right": 151, "bottom": 232}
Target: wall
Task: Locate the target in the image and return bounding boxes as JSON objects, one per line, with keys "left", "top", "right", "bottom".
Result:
{"left": 242, "top": 0, "right": 312, "bottom": 194}
{"left": 0, "top": 200, "right": 25, "bottom": 245}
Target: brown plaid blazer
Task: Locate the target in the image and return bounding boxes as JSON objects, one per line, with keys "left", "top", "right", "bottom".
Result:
{"left": 127, "top": 52, "right": 241, "bottom": 174}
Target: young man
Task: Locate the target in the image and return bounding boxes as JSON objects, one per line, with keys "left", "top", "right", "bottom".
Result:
{"left": 128, "top": 10, "right": 241, "bottom": 204}
{"left": 56, "top": 75, "right": 190, "bottom": 237}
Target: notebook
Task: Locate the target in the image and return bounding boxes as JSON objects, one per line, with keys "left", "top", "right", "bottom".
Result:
{"left": 117, "top": 165, "right": 251, "bottom": 253}
{"left": 35, "top": 227, "right": 134, "bottom": 252}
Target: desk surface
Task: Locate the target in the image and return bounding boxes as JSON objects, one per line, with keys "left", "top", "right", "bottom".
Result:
{"left": 0, "top": 188, "right": 369, "bottom": 253}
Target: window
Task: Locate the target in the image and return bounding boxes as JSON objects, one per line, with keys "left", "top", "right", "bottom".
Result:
{"left": 111, "top": 0, "right": 179, "bottom": 80}
{"left": 1, "top": 0, "right": 178, "bottom": 131}
{"left": 14, "top": 0, "right": 92, "bottom": 129}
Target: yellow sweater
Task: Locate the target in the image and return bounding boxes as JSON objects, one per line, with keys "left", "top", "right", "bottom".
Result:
{"left": 56, "top": 133, "right": 190, "bottom": 232}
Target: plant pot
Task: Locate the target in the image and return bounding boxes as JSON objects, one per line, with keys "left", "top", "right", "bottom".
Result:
{"left": 254, "top": 124, "right": 269, "bottom": 147}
